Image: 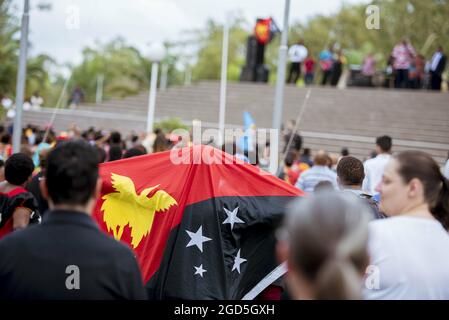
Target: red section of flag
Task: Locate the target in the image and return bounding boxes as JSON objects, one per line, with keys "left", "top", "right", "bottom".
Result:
{"left": 92, "top": 145, "right": 303, "bottom": 282}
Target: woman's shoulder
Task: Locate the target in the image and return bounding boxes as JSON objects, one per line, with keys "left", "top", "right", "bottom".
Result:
{"left": 369, "top": 216, "right": 448, "bottom": 243}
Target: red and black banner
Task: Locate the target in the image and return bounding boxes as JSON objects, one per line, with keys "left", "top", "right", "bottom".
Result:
{"left": 93, "top": 145, "right": 303, "bottom": 299}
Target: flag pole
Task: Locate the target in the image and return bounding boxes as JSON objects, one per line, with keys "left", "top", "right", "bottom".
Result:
{"left": 96, "top": 74, "right": 104, "bottom": 104}
{"left": 12, "top": 0, "right": 30, "bottom": 153}
{"left": 272, "top": 0, "right": 291, "bottom": 133}
{"left": 146, "top": 62, "right": 159, "bottom": 133}
{"left": 218, "top": 14, "right": 230, "bottom": 147}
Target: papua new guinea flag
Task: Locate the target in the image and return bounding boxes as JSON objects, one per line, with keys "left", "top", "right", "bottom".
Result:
{"left": 93, "top": 145, "right": 303, "bottom": 299}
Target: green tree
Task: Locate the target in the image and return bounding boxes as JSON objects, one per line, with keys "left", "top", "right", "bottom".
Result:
{"left": 69, "top": 38, "right": 152, "bottom": 103}
{"left": 0, "top": 0, "right": 19, "bottom": 95}
{"left": 189, "top": 15, "right": 249, "bottom": 81}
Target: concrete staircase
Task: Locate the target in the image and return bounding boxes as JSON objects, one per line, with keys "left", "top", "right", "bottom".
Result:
{"left": 21, "top": 81, "right": 449, "bottom": 164}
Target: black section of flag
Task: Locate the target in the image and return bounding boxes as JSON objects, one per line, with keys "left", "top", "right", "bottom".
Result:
{"left": 146, "top": 195, "right": 296, "bottom": 300}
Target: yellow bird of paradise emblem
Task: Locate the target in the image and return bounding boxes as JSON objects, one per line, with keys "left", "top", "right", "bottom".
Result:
{"left": 101, "top": 173, "right": 178, "bottom": 249}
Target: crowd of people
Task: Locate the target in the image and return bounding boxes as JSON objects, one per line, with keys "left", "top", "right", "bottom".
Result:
{"left": 0, "top": 119, "right": 448, "bottom": 300}
{"left": 287, "top": 38, "right": 447, "bottom": 90}
{"left": 277, "top": 127, "right": 449, "bottom": 299}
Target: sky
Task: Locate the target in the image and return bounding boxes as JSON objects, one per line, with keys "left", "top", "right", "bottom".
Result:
{"left": 11, "top": 0, "right": 365, "bottom": 65}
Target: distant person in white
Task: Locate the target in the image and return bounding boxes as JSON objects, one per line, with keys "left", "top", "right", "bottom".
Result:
{"left": 1, "top": 96, "right": 13, "bottom": 109}
{"left": 287, "top": 40, "right": 308, "bottom": 84}
{"left": 363, "top": 136, "right": 392, "bottom": 195}
{"left": 31, "top": 91, "right": 44, "bottom": 110}
{"left": 364, "top": 151, "right": 449, "bottom": 300}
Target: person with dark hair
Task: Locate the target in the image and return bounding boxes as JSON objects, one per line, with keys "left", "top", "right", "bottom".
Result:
{"left": 277, "top": 192, "right": 371, "bottom": 300}
{"left": 341, "top": 148, "right": 350, "bottom": 157}
{"left": 429, "top": 46, "right": 447, "bottom": 91}
{"left": 337, "top": 156, "right": 386, "bottom": 219}
{"left": 0, "top": 141, "right": 146, "bottom": 299}
{"left": 0, "top": 154, "right": 39, "bottom": 239}
{"left": 68, "top": 85, "right": 85, "bottom": 109}
{"left": 304, "top": 52, "right": 316, "bottom": 85}
{"left": 299, "top": 148, "right": 313, "bottom": 168}
{"left": 278, "top": 151, "right": 300, "bottom": 185}
{"left": 108, "top": 145, "right": 123, "bottom": 161}
{"left": 330, "top": 49, "right": 346, "bottom": 86}
{"left": 0, "top": 133, "right": 12, "bottom": 160}
{"left": 107, "top": 131, "right": 124, "bottom": 161}
{"left": 363, "top": 135, "right": 393, "bottom": 195}
{"left": 295, "top": 151, "right": 337, "bottom": 193}
{"left": 123, "top": 147, "right": 146, "bottom": 159}
{"left": 153, "top": 131, "right": 169, "bottom": 153}
{"left": 365, "top": 151, "right": 449, "bottom": 299}
{"left": 109, "top": 131, "right": 122, "bottom": 145}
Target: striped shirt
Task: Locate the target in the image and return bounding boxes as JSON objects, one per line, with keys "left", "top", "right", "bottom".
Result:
{"left": 295, "top": 165, "right": 338, "bottom": 193}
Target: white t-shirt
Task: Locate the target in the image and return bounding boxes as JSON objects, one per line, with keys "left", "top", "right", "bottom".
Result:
{"left": 364, "top": 216, "right": 449, "bottom": 300}
{"left": 288, "top": 44, "right": 308, "bottom": 63}
{"left": 363, "top": 154, "right": 391, "bottom": 195}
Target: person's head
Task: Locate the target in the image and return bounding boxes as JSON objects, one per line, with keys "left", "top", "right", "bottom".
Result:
{"left": 337, "top": 156, "right": 365, "bottom": 189}
{"left": 41, "top": 141, "right": 100, "bottom": 213}
{"left": 302, "top": 148, "right": 311, "bottom": 157}
{"left": 109, "top": 131, "right": 122, "bottom": 145}
{"left": 377, "top": 151, "right": 449, "bottom": 229}
{"left": 0, "top": 133, "right": 11, "bottom": 145}
{"left": 437, "top": 46, "right": 443, "bottom": 53}
{"left": 5, "top": 153, "right": 35, "bottom": 186}
{"left": 314, "top": 180, "right": 334, "bottom": 193}
{"left": 278, "top": 192, "right": 371, "bottom": 300}
{"left": 375, "top": 136, "right": 392, "bottom": 154}
{"left": 313, "top": 151, "right": 329, "bottom": 167}
{"left": 153, "top": 133, "right": 169, "bottom": 153}
{"left": 285, "top": 151, "right": 298, "bottom": 168}
{"left": 341, "top": 148, "right": 349, "bottom": 157}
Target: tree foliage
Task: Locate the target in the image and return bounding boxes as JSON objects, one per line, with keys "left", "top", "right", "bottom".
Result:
{"left": 2, "top": 0, "right": 449, "bottom": 107}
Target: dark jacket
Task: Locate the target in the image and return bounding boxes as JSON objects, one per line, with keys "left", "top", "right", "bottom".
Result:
{"left": 434, "top": 54, "right": 447, "bottom": 76}
{"left": 0, "top": 210, "right": 147, "bottom": 300}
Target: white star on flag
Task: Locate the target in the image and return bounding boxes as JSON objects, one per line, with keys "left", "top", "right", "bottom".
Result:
{"left": 232, "top": 249, "right": 247, "bottom": 274}
{"left": 194, "top": 264, "right": 207, "bottom": 277}
{"left": 186, "top": 226, "right": 212, "bottom": 252}
{"left": 223, "top": 207, "right": 244, "bottom": 230}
